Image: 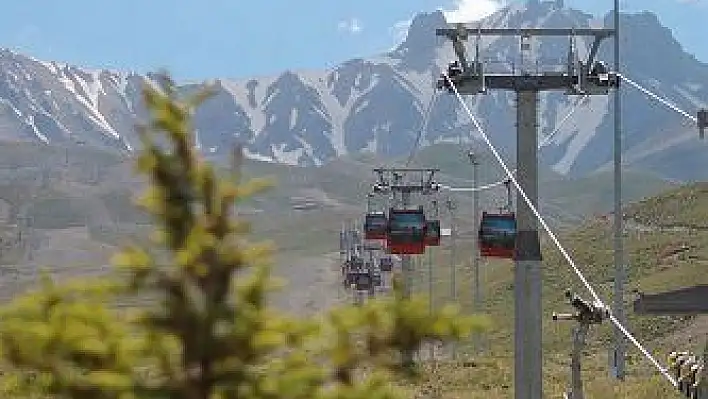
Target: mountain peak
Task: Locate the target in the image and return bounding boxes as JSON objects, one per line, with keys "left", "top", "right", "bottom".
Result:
{"left": 390, "top": 10, "right": 446, "bottom": 70}
{"left": 0, "top": 4, "right": 704, "bottom": 179}
{"left": 409, "top": 10, "right": 446, "bottom": 34}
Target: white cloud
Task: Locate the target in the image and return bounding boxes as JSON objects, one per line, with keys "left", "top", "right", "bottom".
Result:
{"left": 389, "top": 0, "right": 505, "bottom": 48}
{"left": 442, "top": 0, "right": 506, "bottom": 23}
{"left": 337, "top": 18, "right": 363, "bottom": 34}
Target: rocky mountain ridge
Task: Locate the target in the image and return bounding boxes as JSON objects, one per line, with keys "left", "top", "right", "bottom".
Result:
{"left": 0, "top": 1, "right": 706, "bottom": 179}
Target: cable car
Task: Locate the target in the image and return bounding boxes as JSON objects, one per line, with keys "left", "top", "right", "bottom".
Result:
{"left": 342, "top": 257, "right": 362, "bottom": 277}
{"left": 354, "top": 272, "right": 373, "bottom": 291}
{"left": 344, "top": 271, "right": 356, "bottom": 288}
{"left": 379, "top": 256, "right": 393, "bottom": 272}
{"left": 386, "top": 207, "right": 426, "bottom": 255}
{"left": 424, "top": 219, "right": 441, "bottom": 246}
{"left": 364, "top": 212, "right": 388, "bottom": 240}
{"left": 339, "top": 230, "right": 346, "bottom": 253}
{"left": 372, "top": 271, "right": 382, "bottom": 287}
{"left": 478, "top": 211, "right": 517, "bottom": 259}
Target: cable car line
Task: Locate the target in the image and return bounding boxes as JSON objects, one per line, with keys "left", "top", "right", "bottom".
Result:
{"left": 439, "top": 93, "right": 590, "bottom": 193}
{"left": 405, "top": 92, "right": 440, "bottom": 167}
{"left": 617, "top": 73, "right": 698, "bottom": 123}
{"left": 540, "top": 94, "right": 590, "bottom": 148}
{"left": 440, "top": 72, "right": 679, "bottom": 387}
{"left": 441, "top": 71, "right": 701, "bottom": 196}
{"left": 441, "top": 177, "right": 510, "bottom": 192}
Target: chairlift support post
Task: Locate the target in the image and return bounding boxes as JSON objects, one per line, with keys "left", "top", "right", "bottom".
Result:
{"left": 436, "top": 25, "right": 616, "bottom": 399}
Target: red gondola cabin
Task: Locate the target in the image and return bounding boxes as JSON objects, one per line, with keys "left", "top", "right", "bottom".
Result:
{"left": 386, "top": 208, "right": 426, "bottom": 255}
{"left": 364, "top": 212, "right": 388, "bottom": 240}
{"left": 478, "top": 212, "right": 517, "bottom": 259}
{"left": 424, "top": 219, "right": 441, "bottom": 246}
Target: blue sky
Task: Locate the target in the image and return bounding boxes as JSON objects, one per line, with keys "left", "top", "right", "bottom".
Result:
{"left": 0, "top": 0, "right": 705, "bottom": 82}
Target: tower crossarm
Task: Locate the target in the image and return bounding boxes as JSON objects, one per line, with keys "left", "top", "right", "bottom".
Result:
{"left": 435, "top": 25, "right": 618, "bottom": 96}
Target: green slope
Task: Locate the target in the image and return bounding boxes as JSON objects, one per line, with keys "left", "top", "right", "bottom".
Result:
{"left": 402, "top": 181, "right": 708, "bottom": 398}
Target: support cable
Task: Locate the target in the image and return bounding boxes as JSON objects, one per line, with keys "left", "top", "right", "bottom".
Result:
{"left": 442, "top": 178, "right": 509, "bottom": 192}
{"left": 617, "top": 73, "right": 698, "bottom": 123}
{"left": 441, "top": 72, "right": 678, "bottom": 388}
{"left": 444, "top": 72, "right": 699, "bottom": 193}
{"left": 440, "top": 94, "right": 589, "bottom": 193}
{"left": 540, "top": 95, "right": 590, "bottom": 148}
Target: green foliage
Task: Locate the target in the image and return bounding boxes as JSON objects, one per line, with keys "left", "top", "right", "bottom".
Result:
{"left": 0, "top": 73, "right": 485, "bottom": 398}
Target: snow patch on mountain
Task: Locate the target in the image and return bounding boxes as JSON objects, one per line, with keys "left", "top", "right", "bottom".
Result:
{"left": 0, "top": 3, "right": 706, "bottom": 179}
{"left": 551, "top": 95, "right": 610, "bottom": 175}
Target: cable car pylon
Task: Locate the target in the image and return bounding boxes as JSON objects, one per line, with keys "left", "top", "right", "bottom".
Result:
{"left": 436, "top": 23, "right": 617, "bottom": 399}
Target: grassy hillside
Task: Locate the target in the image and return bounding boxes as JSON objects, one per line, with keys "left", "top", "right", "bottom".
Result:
{"left": 0, "top": 141, "right": 672, "bottom": 263}
{"left": 399, "top": 181, "right": 708, "bottom": 398}
{"left": 0, "top": 139, "right": 702, "bottom": 397}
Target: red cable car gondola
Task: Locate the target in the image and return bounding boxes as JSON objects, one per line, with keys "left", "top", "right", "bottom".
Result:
{"left": 478, "top": 211, "right": 517, "bottom": 259}
{"left": 386, "top": 207, "right": 426, "bottom": 255}
{"left": 424, "top": 219, "right": 441, "bottom": 246}
{"left": 364, "top": 212, "right": 388, "bottom": 240}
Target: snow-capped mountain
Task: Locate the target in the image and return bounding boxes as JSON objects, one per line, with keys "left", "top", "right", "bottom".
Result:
{"left": 0, "top": 1, "right": 706, "bottom": 179}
